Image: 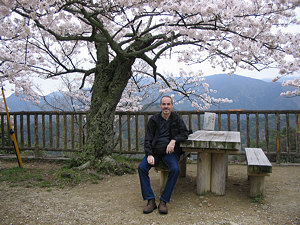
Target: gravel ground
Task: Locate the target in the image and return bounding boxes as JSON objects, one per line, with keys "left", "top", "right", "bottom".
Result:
{"left": 0, "top": 161, "right": 299, "bottom": 225}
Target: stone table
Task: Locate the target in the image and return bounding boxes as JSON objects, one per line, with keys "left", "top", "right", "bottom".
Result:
{"left": 181, "top": 130, "right": 241, "bottom": 195}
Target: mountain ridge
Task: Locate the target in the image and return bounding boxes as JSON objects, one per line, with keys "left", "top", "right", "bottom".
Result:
{"left": 203, "top": 74, "right": 299, "bottom": 110}
{"left": 3, "top": 74, "right": 300, "bottom": 112}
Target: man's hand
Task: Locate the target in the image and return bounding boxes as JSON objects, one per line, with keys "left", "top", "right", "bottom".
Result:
{"left": 166, "top": 140, "right": 176, "bottom": 154}
{"left": 147, "top": 155, "right": 155, "bottom": 166}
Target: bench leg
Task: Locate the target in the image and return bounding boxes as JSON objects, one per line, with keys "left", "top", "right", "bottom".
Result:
{"left": 160, "top": 170, "right": 168, "bottom": 193}
{"left": 179, "top": 157, "right": 187, "bottom": 177}
{"left": 249, "top": 175, "right": 265, "bottom": 197}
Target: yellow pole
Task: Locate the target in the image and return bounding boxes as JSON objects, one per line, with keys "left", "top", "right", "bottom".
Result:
{"left": 1, "top": 87, "right": 23, "bottom": 168}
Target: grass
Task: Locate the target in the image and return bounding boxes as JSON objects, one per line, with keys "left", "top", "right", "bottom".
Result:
{"left": 0, "top": 163, "right": 101, "bottom": 189}
{"left": 252, "top": 194, "right": 264, "bottom": 204}
{"left": 0, "top": 154, "right": 138, "bottom": 189}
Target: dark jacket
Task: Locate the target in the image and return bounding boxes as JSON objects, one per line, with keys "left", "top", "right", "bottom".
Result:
{"left": 144, "top": 112, "right": 189, "bottom": 157}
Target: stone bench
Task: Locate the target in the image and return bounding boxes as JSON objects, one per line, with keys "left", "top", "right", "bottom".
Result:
{"left": 154, "top": 152, "right": 189, "bottom": 193}
{"left": 245, "top": 148, "right": 272, "bottom": 197}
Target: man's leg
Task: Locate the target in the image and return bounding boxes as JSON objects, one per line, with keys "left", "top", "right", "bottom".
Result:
{"left": 158, "top": 153, "right": 179, "bottom": 213}
{"left": 138, "top": 155, "right": 155, "bottom": 200}
{"left": 138, "top": 155, "right": 161, "bottom": 213}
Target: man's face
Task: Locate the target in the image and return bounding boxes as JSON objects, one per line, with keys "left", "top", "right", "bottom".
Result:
{"left": 160, "top": 97, "right": 173, "bottom": 116}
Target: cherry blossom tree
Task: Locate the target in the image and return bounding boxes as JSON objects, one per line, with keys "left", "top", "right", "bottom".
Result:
{"left": 0, "top": 0, "right": 299, "bottom": 162}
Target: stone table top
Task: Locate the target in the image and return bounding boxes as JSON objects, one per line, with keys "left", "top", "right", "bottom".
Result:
{"left": 180, "top": 130, "right": 241, "bottom": 151}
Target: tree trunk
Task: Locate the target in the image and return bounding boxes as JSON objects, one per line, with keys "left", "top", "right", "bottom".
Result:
{"left": 83, "top": 32, "right": 153, "bottom": 161}
{"left": 85, "top": 44, "right": 135, "bottom": 159}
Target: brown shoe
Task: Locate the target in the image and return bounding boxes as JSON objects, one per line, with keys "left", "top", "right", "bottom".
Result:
{"left": 143, "top": 199, "right": 157, "bottom": 214}
{"left": 158, "top": 200, "right": 168, "bottom": 214}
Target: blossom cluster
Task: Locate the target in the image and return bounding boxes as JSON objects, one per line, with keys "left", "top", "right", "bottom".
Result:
{"left": 280, "top": 78, "right": 300, "bottom": 96}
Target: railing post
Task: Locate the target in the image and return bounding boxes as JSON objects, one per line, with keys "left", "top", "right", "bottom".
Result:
{"left": 1, "top": 114, "right": 4, "bottom": 148}
{"left": 286, "top": 113, "right": 290, "bottom": 156}
{"left": 296, "top": 114, "right": 300, "bottom": 154}
{"left": 71, "top": 114, "right": 75, "bottom": 150}
{"left": 56, "top": 114, "right": 60, "bottom": 150}
{"left": 197, "top": 113, "right": 201, "bottom": 130}
{"left": 188, "top": 113, "right": 192, "bottom": 131}
{"left": 255, "top": 113, "right": 259, "bottom": 148}
{"left": 49, "top": 114, "right": 53, "bottom": 149}
{"left": 119, "top": 114, "right": 122, "bottom": 152}
{"left": 135, "top": 114, "right": 139, "bottom": 152}
{"left": 236, "top": 112, "right": 240, "bottom": 132}
{"left": 227, "top": 113, "right": 231, "bottom": 131}
{"left": 7, "top": 115, "right": 11, "bottom": 147}
{"left": 78, "top": 114, "right": 83, "bottom": 149}
{"left": 127, "top": 114, "right": 131, "bottom": 152}
{"left": 27, "top": 114, "right": 31, "bottom": 148}
{"left": 64, "top": 114, "right": 67, "bottom": 150}
{"left": 34, "top": 114, "right": 41, "bottom": 158}
{"left": 13, "top": 114, "right": 18, "bottom": 143}
{"left": 218, "top": 113, "right": 221, "bottom": 131}
{"left": 20, "top": 113, "right": 24, "bottom": 148}
{"left": 42, "top": 114, "right": 46, "bottom": 148}
{"left": 246, "top": 113, "right": 250, "bottom": 147}
{"left": 144, "top": 114, "right": 148, "bottom": 137}
{"left": 276, "top": 113, "right": 281, "bottom": 164}
{"left": 265, "top": 113, "right": 269, "bottom": 155}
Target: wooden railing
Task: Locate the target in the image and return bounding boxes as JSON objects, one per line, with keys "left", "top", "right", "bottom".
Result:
{"left": 1, "top": 110, "right": 299, "bottom": 162}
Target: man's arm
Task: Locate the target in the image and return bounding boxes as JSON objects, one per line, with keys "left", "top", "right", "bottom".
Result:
{"left": 144, "top": 117, "right": 157, "bottom": 165}
{"left": 166, "top": 139, "right": 176, "bottom": 154}
{"left": 144, "top": 118, "right": 155, "bottom": 156}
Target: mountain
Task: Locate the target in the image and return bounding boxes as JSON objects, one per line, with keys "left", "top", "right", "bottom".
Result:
{"left": 4, "top": 92, "right": 69, "bottom": 112}
{"left": 261, "top": 75, "right": 300, "bottom": 82}
{"left": 3, "top": 74, "right": 300, "bottom": 112}
{"left": 4, "top": 94, "right": 45, "bottom": 111}
{"left": 203, "top": 74, "right": 300, "bottom": 110}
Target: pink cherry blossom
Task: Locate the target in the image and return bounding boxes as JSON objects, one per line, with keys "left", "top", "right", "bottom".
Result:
{"left": 0, "top": 0, "right": 299, "bottom": 111}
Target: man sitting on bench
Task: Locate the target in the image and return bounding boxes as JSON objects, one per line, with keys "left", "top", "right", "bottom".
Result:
{"left": 138, "top": 95, "right": 189, "bottom": 214}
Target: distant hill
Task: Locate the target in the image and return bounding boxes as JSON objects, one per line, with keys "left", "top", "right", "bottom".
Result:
{"left": 4, "top": 92, "right": 70, "bottom": 112}
{"left": 3, "top": 74, "right": 300, "bottom": 112}
{"left": 261, "top": 75, "right": 300, "bottom": 82}
{"left": 4, "top": 94, "right": 46, "bottom": 111}
{"left": 203, "top": 74, "right": 300, "bottom": 110}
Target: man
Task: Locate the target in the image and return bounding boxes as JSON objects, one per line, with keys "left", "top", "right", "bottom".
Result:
{"left": 138, "top": 95, "right": 189, "bottom": 214}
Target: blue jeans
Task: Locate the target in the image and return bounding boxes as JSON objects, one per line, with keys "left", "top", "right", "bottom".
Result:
{"left": 138, "top": 153, "right": 179, "bottom": 203}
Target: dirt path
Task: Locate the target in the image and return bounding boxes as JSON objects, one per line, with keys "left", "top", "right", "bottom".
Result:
{"left": 0, "top": 161, "right": 299, "bottom": 225}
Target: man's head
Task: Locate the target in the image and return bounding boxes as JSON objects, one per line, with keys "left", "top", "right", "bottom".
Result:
{"left": 160, "top": 95, "right": 173, "bottom": 118}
